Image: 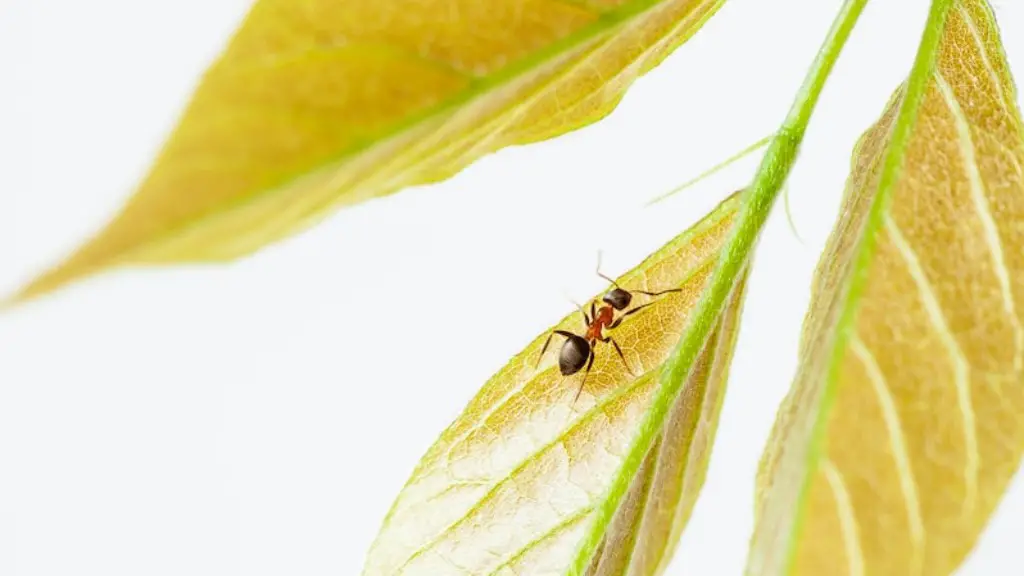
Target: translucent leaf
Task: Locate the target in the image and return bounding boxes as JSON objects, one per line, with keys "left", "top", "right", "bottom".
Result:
{"left": 363, "top": 193, "right": 747, "bottom": 576}
{"left": 10, "top": 0, "right": 727, "bottom": 304}
{"left": 749, "top": 2, "right": 1024, "bottom": 574}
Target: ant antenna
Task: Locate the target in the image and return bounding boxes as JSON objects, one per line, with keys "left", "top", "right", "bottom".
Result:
{"left": 561, "top": 291, "right": 591, "bottom": 327}
{"left": 595, "top": 250, "right": 621, "bottom": 289}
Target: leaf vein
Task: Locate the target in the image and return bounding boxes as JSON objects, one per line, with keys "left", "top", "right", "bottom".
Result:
{"left": 849, "top": 335, "right": 925, "bottom": 572}
{"left": 883, "top": 216, "right": 979, "bottom": 513}
{"left": 437, "top": 255, "right": 716, "bottom": 477}
{"left": 821, "top": 459, "right": 865, "bottom": 576}
{"left": 934, "top": 71, "right": 1024, "bottom": 374}
{"left": 397, "top": 368, "right": 661, "bottom": 572}
{"left": 956, "top": 3, "right": 1018, "bottom": 127}
{"left": 485, "top": 507, "right": 595, "bottom": 576}
{"left": 360, "top": 0, "right": 717, "bottom": 196}
{"left": 619, "top": 438, "right": 665, "bottom": 574}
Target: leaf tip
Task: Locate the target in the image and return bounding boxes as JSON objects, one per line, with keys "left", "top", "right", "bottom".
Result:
{"left": 3, "top": 248, "right": 111, "bottom": 308}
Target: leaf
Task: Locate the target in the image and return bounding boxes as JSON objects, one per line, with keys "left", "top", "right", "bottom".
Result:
{"left": 10, "top": 0, "right": 727, "bottom": 304}
{"left": 749, "top": 1, "right": 1024, "bottom": 574}
{"left": 362, "top": 193, "right": 747, "bottom": 576}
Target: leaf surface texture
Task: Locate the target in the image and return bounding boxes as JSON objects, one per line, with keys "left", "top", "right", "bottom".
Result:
{"left": 13, "top": 0, "right": 725, "bottom": 302}
{"left": 749, "top": 2, "right": 1024, "bottom": 574}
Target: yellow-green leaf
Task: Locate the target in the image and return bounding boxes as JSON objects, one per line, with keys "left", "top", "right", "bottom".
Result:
{"left": 10, "top": 0, "right": 726, "bottom": 304}
{"left": 749, "top": 2, "right": 1024, "bottom": 575}
{"left": 363, "top": 193, "right": 746, "bottom": 576}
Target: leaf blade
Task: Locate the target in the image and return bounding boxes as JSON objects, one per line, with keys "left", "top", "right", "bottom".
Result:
{"left": 749, "top": 2, "right": 1024, "bottom": 574}
{"left": 11, "top": 0, "right": 726, "bottom": 304}
{"left": 363, "top": 193, "right": 744, "bottom": 576}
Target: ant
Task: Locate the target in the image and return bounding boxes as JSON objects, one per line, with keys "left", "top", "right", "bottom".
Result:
{"left": 535, "top": 258, "right": 682, "bottom": 406}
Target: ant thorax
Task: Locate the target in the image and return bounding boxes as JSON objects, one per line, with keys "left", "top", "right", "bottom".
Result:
{"left": 593, "top": 305, "right": 615, "bottom": 327}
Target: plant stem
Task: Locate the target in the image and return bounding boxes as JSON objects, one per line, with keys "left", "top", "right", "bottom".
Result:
{"left": 567, "top": 0, "right": 870, "bottom": 573}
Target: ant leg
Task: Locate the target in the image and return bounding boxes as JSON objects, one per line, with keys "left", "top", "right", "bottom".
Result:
{"left": 621, "top": 302, "right": 654, "bottom": 317}
{"left": 598, "top": 252, "right": 680, "bottom": 299}
{"left": 608, "top": 302, "right": 657, "bottom": 329}
{"left": 632, "top": 287, "right": 683, "bottom": 297}
{"left": 598, "top": 252, "right": 682, "bottom": 299}
{"left": 536, "top": 332, "right": 556, "bottom": 368}
{"left": 602, "top": 336, "right": 634, "bottom": 376}
{"left": 535, "top": 330, "right": 579, "bottom": 368}
{"left": 571, "top": 346, "right": 596, "bottom": 407}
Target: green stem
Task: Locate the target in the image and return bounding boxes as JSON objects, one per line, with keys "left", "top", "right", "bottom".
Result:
{"left": 567, "top": 0, "right": 870, "bottom": 573}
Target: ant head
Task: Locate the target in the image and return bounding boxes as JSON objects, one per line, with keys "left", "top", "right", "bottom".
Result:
{"left": 602, "top": 287, "right": 632, "bottom": 311}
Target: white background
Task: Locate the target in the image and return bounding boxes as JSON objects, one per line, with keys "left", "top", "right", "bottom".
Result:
{"left": 1, "top": 0, "right": 1022, "bottom": 574}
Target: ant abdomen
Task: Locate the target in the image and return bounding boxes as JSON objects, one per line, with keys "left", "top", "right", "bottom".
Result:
{"left": 558, "top": 334, "right": 591, "bottom": 376}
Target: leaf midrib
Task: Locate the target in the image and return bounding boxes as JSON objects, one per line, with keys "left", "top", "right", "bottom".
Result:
{"left": 485, "top": 507, "right": 596, "bottom": 576}
{"left": 113, "top": 0, "right": 723, "bottom": 263}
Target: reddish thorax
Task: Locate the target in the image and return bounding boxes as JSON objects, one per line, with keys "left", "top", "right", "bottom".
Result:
{"left": 586, "top": 305, "right": 615, "bottom": 341}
